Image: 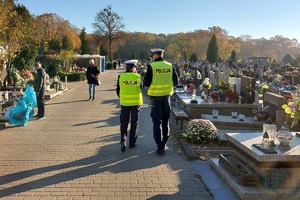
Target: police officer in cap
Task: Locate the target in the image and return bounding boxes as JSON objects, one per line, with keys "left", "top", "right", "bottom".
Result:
{"left": 144, "top": 49, "right": 178, "bottom": 155}
{"left": 116, "top": 59, "right": 143, "bottom": 152}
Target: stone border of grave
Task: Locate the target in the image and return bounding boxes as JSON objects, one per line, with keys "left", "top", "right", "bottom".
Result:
{"left": 169, "top": 115, "right": 234, "bottom": 161}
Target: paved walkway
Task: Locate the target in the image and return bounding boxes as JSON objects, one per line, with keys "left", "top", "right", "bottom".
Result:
{"left": 0, "top": 70, "right": 214, "bottom": 200}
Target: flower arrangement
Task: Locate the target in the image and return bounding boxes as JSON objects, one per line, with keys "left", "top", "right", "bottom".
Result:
{"left": 282, "top": 79, "right": 290, "bottom": 85}
{"left": 272, "top": 74, "right": 282, "bottom": 86}
{"left": 226, "top": 90, "right": 238, "bottom": 102}
{"left": 22, "top": 69, "right": 33, "bottom": 79}
{"left": 252, "top": 108, "right": 268, "bottom": 121}
{"left": 229, "top": 70, "right": 241, "bottom": 78}
{"left": 257, "top": 84, "right": 269, "bottom": 94}
{"left": 189, "top": 83, "right": 195, "bottom": 91}
{"left": 282, "top": 88, "right": 300, "bottom": 127}
{"left": 199, "top": 78, "right": 211, "bottom": 90}
{"left": 18, "top": 69, "right": 34, "bottom": 87}
{"left": 216, "top": 80, "right": 231, "bottom": 91}
{"left": 183, "top": 119, "right": 217, "bottom": 143}
{"left": 209, "top": 91, "right": 220, "bottom": 99}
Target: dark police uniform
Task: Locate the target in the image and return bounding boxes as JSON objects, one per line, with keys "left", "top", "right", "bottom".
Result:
{"left": 144, "top": 49, "right": 178, "bottom": 155}
{"left": 116, "top": 60, "right": 143, "bottom": 152}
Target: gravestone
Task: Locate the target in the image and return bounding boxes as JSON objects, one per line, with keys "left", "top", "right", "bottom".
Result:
{"left": 209, "top": 71, "right": 216, "bottom": 90}
{"left": 229, "top": 77, "right": 241, "bottom": 95}
{"left": 263, "top": 92, "right": 286, "bottom": 128}
{"left": 240, "top": 76, "right": 255, "bottom": 104}
{"left": 218, "top": 71, "right": 226, "bottom": 82}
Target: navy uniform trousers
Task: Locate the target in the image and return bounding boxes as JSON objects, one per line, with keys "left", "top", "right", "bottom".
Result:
{"left": 150, "top": 96, "right": 171, "bottom": 151}
{"left": 120, "top": 105, "right": 140, "bottom": 146}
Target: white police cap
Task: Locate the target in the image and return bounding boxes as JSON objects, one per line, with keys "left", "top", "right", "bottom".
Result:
{"left": 151, "top": 48, "right": 164, "bottom": 54}
{"left": 124, "top": 59, "right": 138, "bottom": 67}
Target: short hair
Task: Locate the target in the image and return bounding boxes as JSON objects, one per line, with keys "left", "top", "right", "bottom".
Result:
{"left": 89, "top": 59, "right": 95, "bottom": 65}
{"left": 34, "top": 62, "right": 41, "bottom": 68}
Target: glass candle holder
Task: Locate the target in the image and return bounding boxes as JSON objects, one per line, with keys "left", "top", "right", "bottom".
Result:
{"left": 212, "top": 107, "right": 219, "bottom": 118}
{"left": 263, "top": 118, "right": 276, "bottom": 147}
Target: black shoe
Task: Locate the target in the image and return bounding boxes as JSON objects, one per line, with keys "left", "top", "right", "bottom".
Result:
{"left": 156, "top": 149, "right": 165, "bottom": 155}
{"left": 88, "top": 96, "right": 91, "bottom": 101}
{"left": 129, "top": 144, "right": 137, "bottom": 149}
{"left": 121, "top": 141, "right": 126, "bottom": 152}
{"left": 37, "top": 116, "right": 45, "bottom": 120}
{"left": 92, "top": 96, "right": 95, "bottom": 100}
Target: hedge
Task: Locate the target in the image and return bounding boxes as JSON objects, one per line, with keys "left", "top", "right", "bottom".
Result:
{"left": 58, "top": 71, "right": 86, "bottom": 82}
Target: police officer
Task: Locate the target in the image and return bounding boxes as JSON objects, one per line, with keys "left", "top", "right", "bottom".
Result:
{"left": 144, "top": 49, "right": 178, "bottom": 155}
{"left": 116, "top": 60, "right": 143, "bottom": 152}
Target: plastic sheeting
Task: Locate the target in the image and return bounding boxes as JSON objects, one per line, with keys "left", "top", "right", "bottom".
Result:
{"left": 9, "top": 85, "right": 36, "bottom": 126}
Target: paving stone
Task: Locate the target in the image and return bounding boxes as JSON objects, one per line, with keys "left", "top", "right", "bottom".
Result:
{"left": 0, "top": 70, "right": 214, "bottom": 200}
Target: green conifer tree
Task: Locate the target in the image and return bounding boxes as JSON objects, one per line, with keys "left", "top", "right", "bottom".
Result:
{"left": 206, "top": 34, "right": 219, "bottom": 64}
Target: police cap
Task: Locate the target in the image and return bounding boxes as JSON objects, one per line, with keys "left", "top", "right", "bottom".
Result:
{"left": 150, "top": 48, "right": 164, "bottom": 55}
{"left": 124, "top": 59, "right": 138, "bottom": 68}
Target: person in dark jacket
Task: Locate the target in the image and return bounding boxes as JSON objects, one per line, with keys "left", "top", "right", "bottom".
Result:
{"left": 33, "top": 62, "right": 46, "bottom": 119}
{"left": 144, "top": 48, "right": 178, "bottom": 155}
{"left": 85, "top": 59, "right": 100, "bottom": 100}
{"left": 116, "top": 59, "right": 143, "bottom": 152}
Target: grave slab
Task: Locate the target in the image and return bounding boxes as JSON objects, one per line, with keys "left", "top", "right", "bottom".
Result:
{"left": 201, "top": 114, "right": 264, "bottom": 130}
{"left": 209, "top": 132, "right": 300, "bottom": 199}
{"left": 175, "top": 93, "right": 261, "bottom": 118}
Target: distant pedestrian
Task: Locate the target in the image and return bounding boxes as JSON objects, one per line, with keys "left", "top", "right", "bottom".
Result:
{"left": 113, "top": 61, "right": 117, "bottom": 70}
{"left": 116, "top": 59, "right": 143, "bottom": 152}
{"left": 33, "top": 62, "right": 46, "bottom": 119}
{"left": 144, "top": 48, "right": 179, "bottom": 155}
{"left": 118, "top": 60, "right": 121, "bottom": 68}
{"left": 85, "top": 59, "right": 100, "bottom": 100}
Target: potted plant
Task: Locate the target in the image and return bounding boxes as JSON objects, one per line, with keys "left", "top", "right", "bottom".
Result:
{"left": 182, "top": 119, "right": 218, "bottom": 143}
{"left": 209, "top": 91, "right": 220, "bottom": 102}
{"left": 216, "top": 80, "right": 231, "bottom": 101}
{"left": 199, "top": 78, "right": 211, "bottom": 100}
{"left": 226, "top": 90, "right": 239, "bottom": 102}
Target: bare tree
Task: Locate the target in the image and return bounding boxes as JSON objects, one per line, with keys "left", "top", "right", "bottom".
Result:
{"left": 92, "top": 4, "right": 125, "bottom": 62}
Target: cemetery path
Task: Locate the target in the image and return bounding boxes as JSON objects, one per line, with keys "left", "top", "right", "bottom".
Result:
{"left": 0, "top": 69, "right": 219, "bottom": 199}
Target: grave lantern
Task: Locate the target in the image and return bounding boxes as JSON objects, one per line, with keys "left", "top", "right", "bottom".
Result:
{"left": 231, "top": 110, "right": 238, "bottom": 118}
{"left": 263, "top": 118, "right": 276, "bottom": 147}
{"left": 261, "top": 132, "right": 271, "bottom": 148}
{"left": 190, "top": 88, "right": 198, "bottom": 103}
{"left": 238, "top": 114, "right": 245, "bottom": 121}
{"left": 212, "top": 107, "right": 219, "bottom": 118}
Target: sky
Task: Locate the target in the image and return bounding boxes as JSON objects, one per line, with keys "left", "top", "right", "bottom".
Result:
{"left": 16, "top": 0, "right": 300, "bottom": 42}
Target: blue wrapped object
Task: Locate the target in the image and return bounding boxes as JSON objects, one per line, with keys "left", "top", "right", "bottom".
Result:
{"left": 9, "top": 101, "right": 33, "bottom": 126}
{"left": 22, "top": 85, "right": 37, "bottom": 108}
{"left": 9, "top": 86, "right": 36, "bottom": 126}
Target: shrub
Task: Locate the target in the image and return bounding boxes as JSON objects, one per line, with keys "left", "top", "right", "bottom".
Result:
{"left": 216, "top": 80, "right": 231, "bottom": 91}
{"left": 36, "top": 55, "right": 62, "bottom": 70}
{"left": 58, "top": 71, "right": 86, "bottom": 82}
{"left": 182, "top": 119, "right": 217, "bottom": 143}
{"left": 47, "top": 62, "right": 62, "bottom": 78}
{"left": 106, "top": 62, "right": 113, "bottom": 69}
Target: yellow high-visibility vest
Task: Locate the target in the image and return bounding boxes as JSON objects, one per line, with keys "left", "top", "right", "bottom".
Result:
{"left": 119, "top": 73, "right": 143, "bottom": 106}
{"left": 148, "top": 61, "right": 173, "bottom": 96}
